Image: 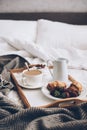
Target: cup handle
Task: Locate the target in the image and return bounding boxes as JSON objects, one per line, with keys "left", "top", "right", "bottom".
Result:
{"left": 47, "top": 60, "right": 53, "bottom": 77}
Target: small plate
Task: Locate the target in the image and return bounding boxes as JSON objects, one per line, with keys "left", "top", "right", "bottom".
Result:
{"left": 41, "top": 83, "right": 87, "bottom": 100}
{"left": 18, "top": 80, "right": 43, "bottom": 89}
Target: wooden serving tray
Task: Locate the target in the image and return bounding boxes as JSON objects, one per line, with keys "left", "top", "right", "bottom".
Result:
{"left": 10, "top": 66, "right": 87, "bottom": 109}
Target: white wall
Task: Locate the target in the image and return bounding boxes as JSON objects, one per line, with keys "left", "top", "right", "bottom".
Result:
{"left": 0, "top": 0, "right": 87, "bottom": 13}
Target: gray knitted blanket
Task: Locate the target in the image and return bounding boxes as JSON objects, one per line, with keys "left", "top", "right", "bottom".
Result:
{"left": 0, "top": 54, "right": 87, "bottom": 130}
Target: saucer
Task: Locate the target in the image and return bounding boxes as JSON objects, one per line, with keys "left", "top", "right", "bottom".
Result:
{"left": 18, "top": 80, "right": 43, "bottom": 89}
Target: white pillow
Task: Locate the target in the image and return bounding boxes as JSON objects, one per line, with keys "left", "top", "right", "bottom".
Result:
{"left": 0, "top": 20, "right": 37, "bottom": 42}
{"left": 36, "top": 19, "right": 87, "bottom": 50}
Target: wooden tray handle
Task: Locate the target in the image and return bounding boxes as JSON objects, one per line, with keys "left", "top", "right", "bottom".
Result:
{"left": 39, "top": 98, "right": 87, "bottom": 108}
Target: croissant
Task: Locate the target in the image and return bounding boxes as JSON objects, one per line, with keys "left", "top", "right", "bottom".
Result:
{"left": 68, "top": 75, "right": 82, "bottom": 92}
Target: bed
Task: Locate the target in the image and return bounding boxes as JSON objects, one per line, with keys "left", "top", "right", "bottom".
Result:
{"left": 1, "top": 12, "right": 87, "bottom": 130}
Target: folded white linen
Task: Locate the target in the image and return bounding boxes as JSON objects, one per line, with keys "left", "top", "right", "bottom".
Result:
{"left": 0, "top": 37, "right": 33, "bottom": 59}
{"left": 2, "top": 37, "right": 49, "bottom": 61}
{"left": 1, "top": 37, "right": 27, "bottom": 50}
{"left": 0, "top": 38, "right": 16, "bottom": 55}
{"left": 23, "top": 41, "right": 49, "bottom": 61}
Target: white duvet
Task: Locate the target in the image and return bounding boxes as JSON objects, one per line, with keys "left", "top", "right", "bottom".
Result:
{"left": 0, "top": 37, "right": 87, "bottom": 82}
{"left": 1, "top": 37, "right": 87, "bottom": 67}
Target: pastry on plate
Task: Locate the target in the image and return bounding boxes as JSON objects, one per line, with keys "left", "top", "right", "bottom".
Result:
{"left": 47, "top": 80, "right": 67, "bottom": 91}
{"left": 47, "top": 76, "right": 82, "bottom": 98}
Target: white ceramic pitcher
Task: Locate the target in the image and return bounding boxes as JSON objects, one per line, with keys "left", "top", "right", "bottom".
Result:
{"left": 48, "top": 58, "right": 68, "bottom": 82}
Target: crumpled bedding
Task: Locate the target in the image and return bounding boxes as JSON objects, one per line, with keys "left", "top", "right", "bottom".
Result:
{"left": 1, "top": 36, "right": 87, "bottom": 68}
{"left": 0, "top": 54, "right": 28, "bottom": 93}
{"left": 1, "top": 92, "right": 87, "bottom": 130}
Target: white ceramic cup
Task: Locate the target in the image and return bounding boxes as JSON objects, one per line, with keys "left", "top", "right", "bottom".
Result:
{"left": 22, "top": 69, "right": 43, "bottom": 87}
{"left": 47, "top": 58, "right": 68, "bottom": 82}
